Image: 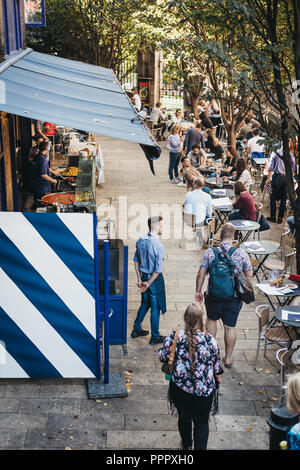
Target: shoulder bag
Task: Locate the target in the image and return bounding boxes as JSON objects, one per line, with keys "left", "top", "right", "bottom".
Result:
{"left": 161, "top": 331, "right": 179, "bottom": 381}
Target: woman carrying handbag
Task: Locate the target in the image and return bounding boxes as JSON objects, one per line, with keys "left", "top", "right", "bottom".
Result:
{"left": 158, "top": 303, "right": 223, "bottom": 450}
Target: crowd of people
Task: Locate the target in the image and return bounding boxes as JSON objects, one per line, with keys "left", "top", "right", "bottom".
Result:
{"left": 128, "top": 96, "right": 299, "bottom": 450}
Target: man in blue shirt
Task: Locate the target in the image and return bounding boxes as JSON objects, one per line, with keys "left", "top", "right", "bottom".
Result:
{"left": 31, "top": 140, "right": 59, "bottom": 200}
{"left": 183, "top": 123, "right": 205, "bottom": 155}
{"left": 131, "top": 216, "right": 167, "bottom": 345}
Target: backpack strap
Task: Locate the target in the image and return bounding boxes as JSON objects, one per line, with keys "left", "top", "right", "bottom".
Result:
{"left": 212, "top": 247, "right": 219, "bottom": 261}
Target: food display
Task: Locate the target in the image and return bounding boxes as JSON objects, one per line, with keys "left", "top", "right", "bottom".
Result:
{"left": 41, "top": 192, "right": 75, "bottom": 205}
{"left": 60, "top": 167, "right": 81, "bottom": 177}
{"left": 75, "top": 191, "right": 93, "bottom": 203}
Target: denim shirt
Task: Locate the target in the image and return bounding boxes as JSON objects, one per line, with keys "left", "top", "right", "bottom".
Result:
{"left": 133, "top": 232, "right": 164, "bottom": 275}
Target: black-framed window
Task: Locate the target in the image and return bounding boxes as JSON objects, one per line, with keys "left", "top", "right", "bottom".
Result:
{"left": 2, "top": 0, "right": 23, "bottom": 56}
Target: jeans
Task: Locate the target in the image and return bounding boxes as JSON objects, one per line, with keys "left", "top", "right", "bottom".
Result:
{"left": 287, "top": 216, "right": 295, "bottom": 237}
{"left": 270, "top": 173, "right": 287, "bottom": 220}
{"left": 133, "top": 273, "right": 160, "bottom": 338}
{"left": 168, "top": 152, "right": 181, "bottom": 180}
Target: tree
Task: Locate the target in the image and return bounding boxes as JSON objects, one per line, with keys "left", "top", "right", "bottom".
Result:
{"left": 26, "top": 0, "right": 159, "bottom": 78}
{"left": 167, "top": 0, "right": 258, "bottom": 150}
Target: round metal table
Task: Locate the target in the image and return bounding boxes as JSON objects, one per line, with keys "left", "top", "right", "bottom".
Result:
{"left": 275, "top": 306, "right": 300, "bottom": 338}
{"left": 230, "top": 220, "right": 260, "bottom": 242}
{"left": 205, "top": 177, "right": 234, "bottom": 188}
{"left": 240, "top": 240, "right": 278, "bottom": 281}
{"left": 211, "top": 188, "right": 234, "bottom": 199}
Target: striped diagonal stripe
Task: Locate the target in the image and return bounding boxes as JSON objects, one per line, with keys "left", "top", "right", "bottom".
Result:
{"left": 23, "top": 213, "right": 95, "bottom": 297}
{"left": 0, "top": 269, "right": 95, "bottom": 378}
{"left": 0, "top": 212, "right": 96, "bottom": 337}
{"left": 0, "top": 228, "right": 97, "bottom": 376}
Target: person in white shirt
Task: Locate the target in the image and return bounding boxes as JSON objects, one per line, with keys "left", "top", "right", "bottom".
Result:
{"left": 131, "top": 88, "right": 141, "bottom": 112}
{"left": 151, "top": 102, "right": 167, "bottom": 138}
{"left": 184, "top": 176, "right": 212, "bottom": 226}
{"left": 168, "top": 109, "right": 183, "bottom": 132}
{"left": 235, "top": 157, "right": 252, "bottom": 191}
{"left": 247, "top": 128, "right": 265, "bottom": 161}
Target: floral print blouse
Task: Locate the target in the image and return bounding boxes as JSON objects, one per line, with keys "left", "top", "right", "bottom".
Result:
{"left": 158, "top": 329, "right": 222, "bottom": 397}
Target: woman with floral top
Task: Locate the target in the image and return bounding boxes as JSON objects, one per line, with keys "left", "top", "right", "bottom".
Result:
{"left": 158, "top": 303, "right": 222, "bottom": 450}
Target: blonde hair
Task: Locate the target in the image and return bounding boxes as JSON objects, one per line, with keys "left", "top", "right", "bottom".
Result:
{"left": 287, "top": 372, "right": 300, "bottom": 414}
{"left": 220, "top": 223, "right": 235, "bottom": 241}
{"left": 171, "top": 125, "right": 181, "bottom": 135}
{"left": 184, "top": 303, "right": 205, "bottom": 375}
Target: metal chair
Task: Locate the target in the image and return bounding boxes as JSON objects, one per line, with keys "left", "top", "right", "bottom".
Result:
{"left": 276, "top": 348, "right": 294, "bottom": 405}
{"left": 253, "top": 202, "right": 263, "bottom": 241}
{"left": 254, "top": 305, "right": 293, "bottom": 370}
{"left": 263, "top": 248, "right": 296, "bottom": 276}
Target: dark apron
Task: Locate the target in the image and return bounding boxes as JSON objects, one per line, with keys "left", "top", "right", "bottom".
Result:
{"left": 141, "top": 272, "right": 167, "bottom": 314}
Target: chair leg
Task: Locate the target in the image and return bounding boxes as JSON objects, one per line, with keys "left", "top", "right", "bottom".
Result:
{"left": 254, "top": 339, "right": 261, "bottom": 370}
{"left": 263, "top": 338, "right": 267, "bottom": 358}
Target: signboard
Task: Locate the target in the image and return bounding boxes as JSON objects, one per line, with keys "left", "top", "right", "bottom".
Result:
{"left": 24, "top": 0, "right": 46, "bottom": 27}
{"left": 0, "top": 212, "right": 100, "bottom": 378}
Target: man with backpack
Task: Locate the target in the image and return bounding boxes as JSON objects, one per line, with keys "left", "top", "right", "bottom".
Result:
{"left": 195, "top": 223, "right": 253, "bottom": 368}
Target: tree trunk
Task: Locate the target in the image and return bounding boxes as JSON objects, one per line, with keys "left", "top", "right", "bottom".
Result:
{"left": 190, "top": 94, "right": 199, "bottom": 120}
{"left": 225, "top": 124, "right": 237, "bottom": 151}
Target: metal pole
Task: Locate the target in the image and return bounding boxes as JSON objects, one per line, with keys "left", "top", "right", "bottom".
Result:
{"left": 93, "top": 213, "right": 101, "bottom": 380}
{"left": 103, "top": 240, "right": 110, "bottom": 384}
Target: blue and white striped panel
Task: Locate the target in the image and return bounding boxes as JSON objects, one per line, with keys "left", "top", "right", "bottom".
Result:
{"left": 0, "top": 212, "right": 98, "bottom": 378}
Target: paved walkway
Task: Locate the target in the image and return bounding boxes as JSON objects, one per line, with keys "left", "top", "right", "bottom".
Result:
{"left": 0, "top": 136, "right": 293, "bottom": 450}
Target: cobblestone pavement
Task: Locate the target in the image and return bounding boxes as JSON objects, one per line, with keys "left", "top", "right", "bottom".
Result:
{"left": 0, "top": 136, "right": 295, "bottom": 450}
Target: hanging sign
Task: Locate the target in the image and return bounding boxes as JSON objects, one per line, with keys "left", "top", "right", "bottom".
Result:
{"left": 24, "top": 0, "right": 46, "bottom": 27}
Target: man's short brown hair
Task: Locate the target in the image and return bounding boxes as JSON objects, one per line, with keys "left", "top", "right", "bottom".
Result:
{"left": 148, "top": 216, "right": 163, "bottom": 231}
{"left": 220, "top": 223, "right": 235, "bottom": 241}
{"left": 193, "top": 177, "right": 204, "bottom": 188}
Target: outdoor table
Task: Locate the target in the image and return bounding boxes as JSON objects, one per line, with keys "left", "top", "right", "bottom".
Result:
{"left": 274, "top": 306, "right": 300, "bottom": 340}
{"left": 205, "top": 177, "right": 233, "bottom": 188}
{"left": 241, "top": 240, "right": 277, "bottom": 280}
{"left": 255, "top": 281, "right": 300, "bottom": 311}
{"left": 200, "top": 166, "right": 216, "bottom": 176}
{"left": 211, "top": 188, "right": 234, "bottom": 199}
{"left": 212, "top": 198, "right": 233, "bottom": 232}
{"left": 252, "top": 158, "right": 269, "bottom": 166}
{"left": 230, "top": 220, "right": 261, "bottom": 243}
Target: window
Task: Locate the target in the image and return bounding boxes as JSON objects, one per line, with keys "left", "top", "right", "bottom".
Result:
{"left": 2, "top": 0, "right": 23, "bottom": 56}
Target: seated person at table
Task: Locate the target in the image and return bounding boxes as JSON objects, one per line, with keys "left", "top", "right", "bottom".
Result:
{"left": 184, "top": 177, "right": 212, "bottom": 226}
{"left": 247, "top": 127, "right": 265, "bottom": 161}
{"left": 228, "top": 182, "right": 257, "bottom": 222}
{"left": 187, "top": 144, "right": 207, "bottom": 169}
{"left": 168, "top": 108, "right": 183, "bottom": 133}
{"left": 31, "top": 140, "right": 60, "bottom": 200}
{"left": 183, "top": 122, "right": 205, "bottom": 154}
{"left": 151, "top": 102, "right": 167, "bottom": 139}
{"left": 237, "top": 117, "right": 252, "bottom": 141}
{"left": 221, "top": 146, "right": 239, "bottom": 176}
{"left": 204, "top": 129, "right": 224, "bottom": 160}
{"left": 234, "top": 157, "right": 252, "bottom": 191}
{"left": 246, "top": 122, "right": 260, "bottom": 141}
{"left": 200, "top": 110, "right": 214, "bottom": 130}
{"left": 198, "top": 99, "right": 208, "bottom": 114}
{"left": 181, "top": 156, "right": 211, "bottom": 193}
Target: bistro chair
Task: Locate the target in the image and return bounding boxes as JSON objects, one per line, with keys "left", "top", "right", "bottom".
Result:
{"left": 254, "top": 305, "right": 293, "bottom": 370}
{"left": 276, "top": 348, "right": 294, "bottom": 406}
{"left": 252, "top": 202, "right": 263, "bottom": 241}
{"left": 262, "top": 248, "right": 296, "bottom": 277}
{"left": 205, "top": 217, "right": 217, "bottom": 248}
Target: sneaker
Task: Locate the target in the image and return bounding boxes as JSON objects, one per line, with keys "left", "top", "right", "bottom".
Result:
{"left": 149, "top": 335, "right": 166, "bottom": 345}
{"left": 131, "top": 328, "right": 149, "bottom": 338}
{"left": 266, "top": 217, "right": 276, "bottom": 223}
{"left": 277, "top": 218, "right": 283, "bottom": 224}
{"left": 177, "top": 181, "right": 186, "bottom": 187}
{"left": 174, "top": 177, "right": 181, "bottom": 182}
{"left": 169, "top": 179, "right": 176, "bottom": 183}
